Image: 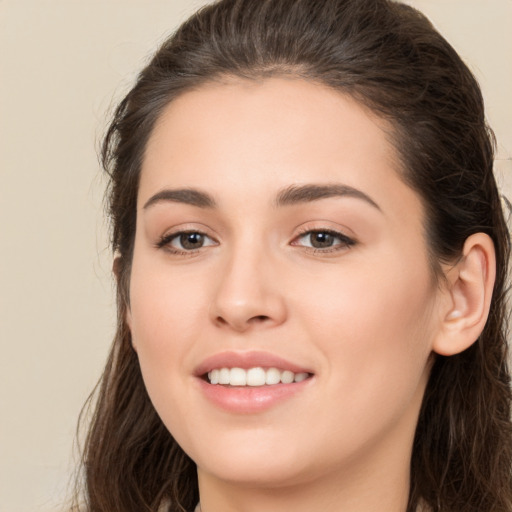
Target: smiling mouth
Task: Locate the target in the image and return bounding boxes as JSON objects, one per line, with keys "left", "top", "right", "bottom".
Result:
{"left": 206, "top": 367, "right": 312, "bottom": 387}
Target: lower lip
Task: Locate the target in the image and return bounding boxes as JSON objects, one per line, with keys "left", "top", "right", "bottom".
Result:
{"left": 197, "top": 377, "right": 312, "bottom": 414}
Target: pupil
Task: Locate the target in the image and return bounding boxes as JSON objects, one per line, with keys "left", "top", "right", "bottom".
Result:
{"left": 311, "top": 232, "right": 333, "bottom": 248}
{"left": 181, "top": 233, "right": 204, "bottom": 249}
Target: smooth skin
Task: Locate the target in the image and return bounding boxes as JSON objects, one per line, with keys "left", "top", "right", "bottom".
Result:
{"left": 126, "top": 78, "right": 495, "bottom": 512}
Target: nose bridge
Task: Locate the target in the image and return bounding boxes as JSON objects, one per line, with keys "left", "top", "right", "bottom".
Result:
{"left": 210, "top": 232, "right": 287, "bottom": 331}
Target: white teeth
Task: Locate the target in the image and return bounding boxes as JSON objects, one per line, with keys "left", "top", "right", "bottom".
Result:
{"left": 265, "top": 367, "right": 281, "bottom": 385}
{"left": 281, "top": 370, "right": 294, "bottom": 384}
{"left": 247, "top": 367, "right": 266, "bottom": 386}
{"left": 229, "top": 367, "right": 247, "bottom": 386}
{"left": 219, "top": 367, "right": 230, "bottom": 385}
{"left": 294, "top": 372, "right": 309, "bottom": 382}
{"left": 207, "top": 367, "right": 310, "bottom": 386}
{"left": 210, "top": 369, "right": 219, "bottom": 384}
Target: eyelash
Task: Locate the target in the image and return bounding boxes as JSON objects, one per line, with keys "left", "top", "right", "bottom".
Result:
{"left": 292, "top": 228, "right": 356, "bottom": 253}
{"left": 156, "top": 228, "right": 356, "bottom": 256}
{"left": 156, "top": 230, "right": 217, "bottom": 256}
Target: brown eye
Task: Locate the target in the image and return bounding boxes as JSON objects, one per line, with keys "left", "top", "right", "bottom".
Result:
{"left": 309, "top": 232, "right": 335, "bottom": 248}
{"left": 293, "top": 230, "right": 356, "bottom": 251}
{"left": 157, "top": 231, "right": 217, "bottom": 253}
{"left": 179, "top": 232, "right": 205, "bottom": 250}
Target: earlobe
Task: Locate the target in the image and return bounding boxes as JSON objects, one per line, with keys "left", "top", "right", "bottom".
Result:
{"left": 113, "top": 255, "right": 122, "bottom": 281}
{"left": 433, "top": 233, "right": 496, "bottom": 356}
{"left": 126, "top": 305, "right": 133, "bottom": 331}
{"left": 113, "top": 256, "right": 136, "bottom": 350}
{"left": 125, "top": 307, "right": 137, "bottom": 352}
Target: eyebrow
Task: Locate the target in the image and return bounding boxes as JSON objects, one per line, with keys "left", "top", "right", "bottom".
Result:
{"left": 143, "top": 183, "right": 381, "bottom": 211}
{"left": 143, "top": 188, "right": 217, "bottom": 210}
{"left": 275, "top": 184, "right": 381, "bottom": 210}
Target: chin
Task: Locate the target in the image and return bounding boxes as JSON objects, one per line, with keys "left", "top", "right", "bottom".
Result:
{"left": 198, "top": 455, "right": 314, "bottom": 488}
{"left": 190, "top": 430, "right": 327, "bottom": 488}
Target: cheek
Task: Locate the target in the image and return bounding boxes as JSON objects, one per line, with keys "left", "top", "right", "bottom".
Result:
{"left": 294, "top": 256, "right": 436, "bottom": 418}
{"left": 127, "top": 253, "right": 209, "bottom": 404}
{"left": 129, "top": 253, "right": 205, "bottom": 343}
{"left": 298, "top": 254, "right": 435, "bottom": 342}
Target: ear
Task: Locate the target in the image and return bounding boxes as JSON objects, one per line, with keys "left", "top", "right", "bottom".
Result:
{"left": 125, "top": 304, "right": 133, "bottom": 335}
{"left": 433, "top": 233, "right": 496, "bottom": 356}
{"left": 113, "top": 255, "right": 122, "bottom": 281}
{"left": 113, "top": 256, "right": 135, "bottom": 344}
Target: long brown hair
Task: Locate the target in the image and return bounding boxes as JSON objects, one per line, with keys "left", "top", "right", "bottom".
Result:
{"left": 74, "top": 1, "right": 511, "bottom": 511}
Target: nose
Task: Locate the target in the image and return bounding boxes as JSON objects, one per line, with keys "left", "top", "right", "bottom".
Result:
{"left": 209, "top": 245, "right": 287, "bottom": 332}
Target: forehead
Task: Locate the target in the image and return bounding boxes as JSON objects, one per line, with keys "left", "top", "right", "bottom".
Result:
{"left": 140, "top": 77, "right": 422, "bottom": 225}
{"left": 144, "top": 77, "right": 398, "bottom": 176}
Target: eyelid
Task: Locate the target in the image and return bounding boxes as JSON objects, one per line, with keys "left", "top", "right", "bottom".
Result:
{"left": 158, "top": 230, "right": 217, "bottom": 247}
{"left": 291, "top": 225, "right": 357, "bottom": 252}
{"left": 156, "top": 225, "right": 219, "bottom": 255}
{"left": 156, "top": 222, "right": 218, "bottom": 243}
{"left": 154, "top": 222, "right": 356, "bottom": 256}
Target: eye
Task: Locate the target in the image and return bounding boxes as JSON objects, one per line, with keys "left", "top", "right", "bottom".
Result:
{"left": 292, "top": 229, "right": 355, "bottom": 251}
{"left": 157, "top": 231, "right": 217, "bottom": 253}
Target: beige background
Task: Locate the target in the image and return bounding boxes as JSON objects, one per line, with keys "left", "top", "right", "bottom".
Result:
{"left": 1, "top": 1, "right": 510, "bottom": 511}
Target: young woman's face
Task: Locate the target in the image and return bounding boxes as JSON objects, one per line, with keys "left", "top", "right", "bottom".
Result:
{"left": 128, "top": 78, "right": 444, "bottom": 488}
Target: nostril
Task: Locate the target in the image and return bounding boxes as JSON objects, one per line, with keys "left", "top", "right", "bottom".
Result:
{"left": 250, "top": 315, "right": 271, "bottom": 323}
{"left": 214, "top": 314, "right": 271, "bottom": 332}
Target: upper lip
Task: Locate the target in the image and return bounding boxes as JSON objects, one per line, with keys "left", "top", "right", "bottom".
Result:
{"left": 194, "top": 351, "right": 313, "bottom": 376}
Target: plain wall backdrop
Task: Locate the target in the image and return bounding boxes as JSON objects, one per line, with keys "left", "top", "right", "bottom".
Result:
{"left": 0, "top": 1, "right": 510, "bottom": 511}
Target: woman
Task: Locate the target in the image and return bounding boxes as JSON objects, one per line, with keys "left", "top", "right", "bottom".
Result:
{"left": 75, "top": 0, "right": 512, "bottom": 511}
